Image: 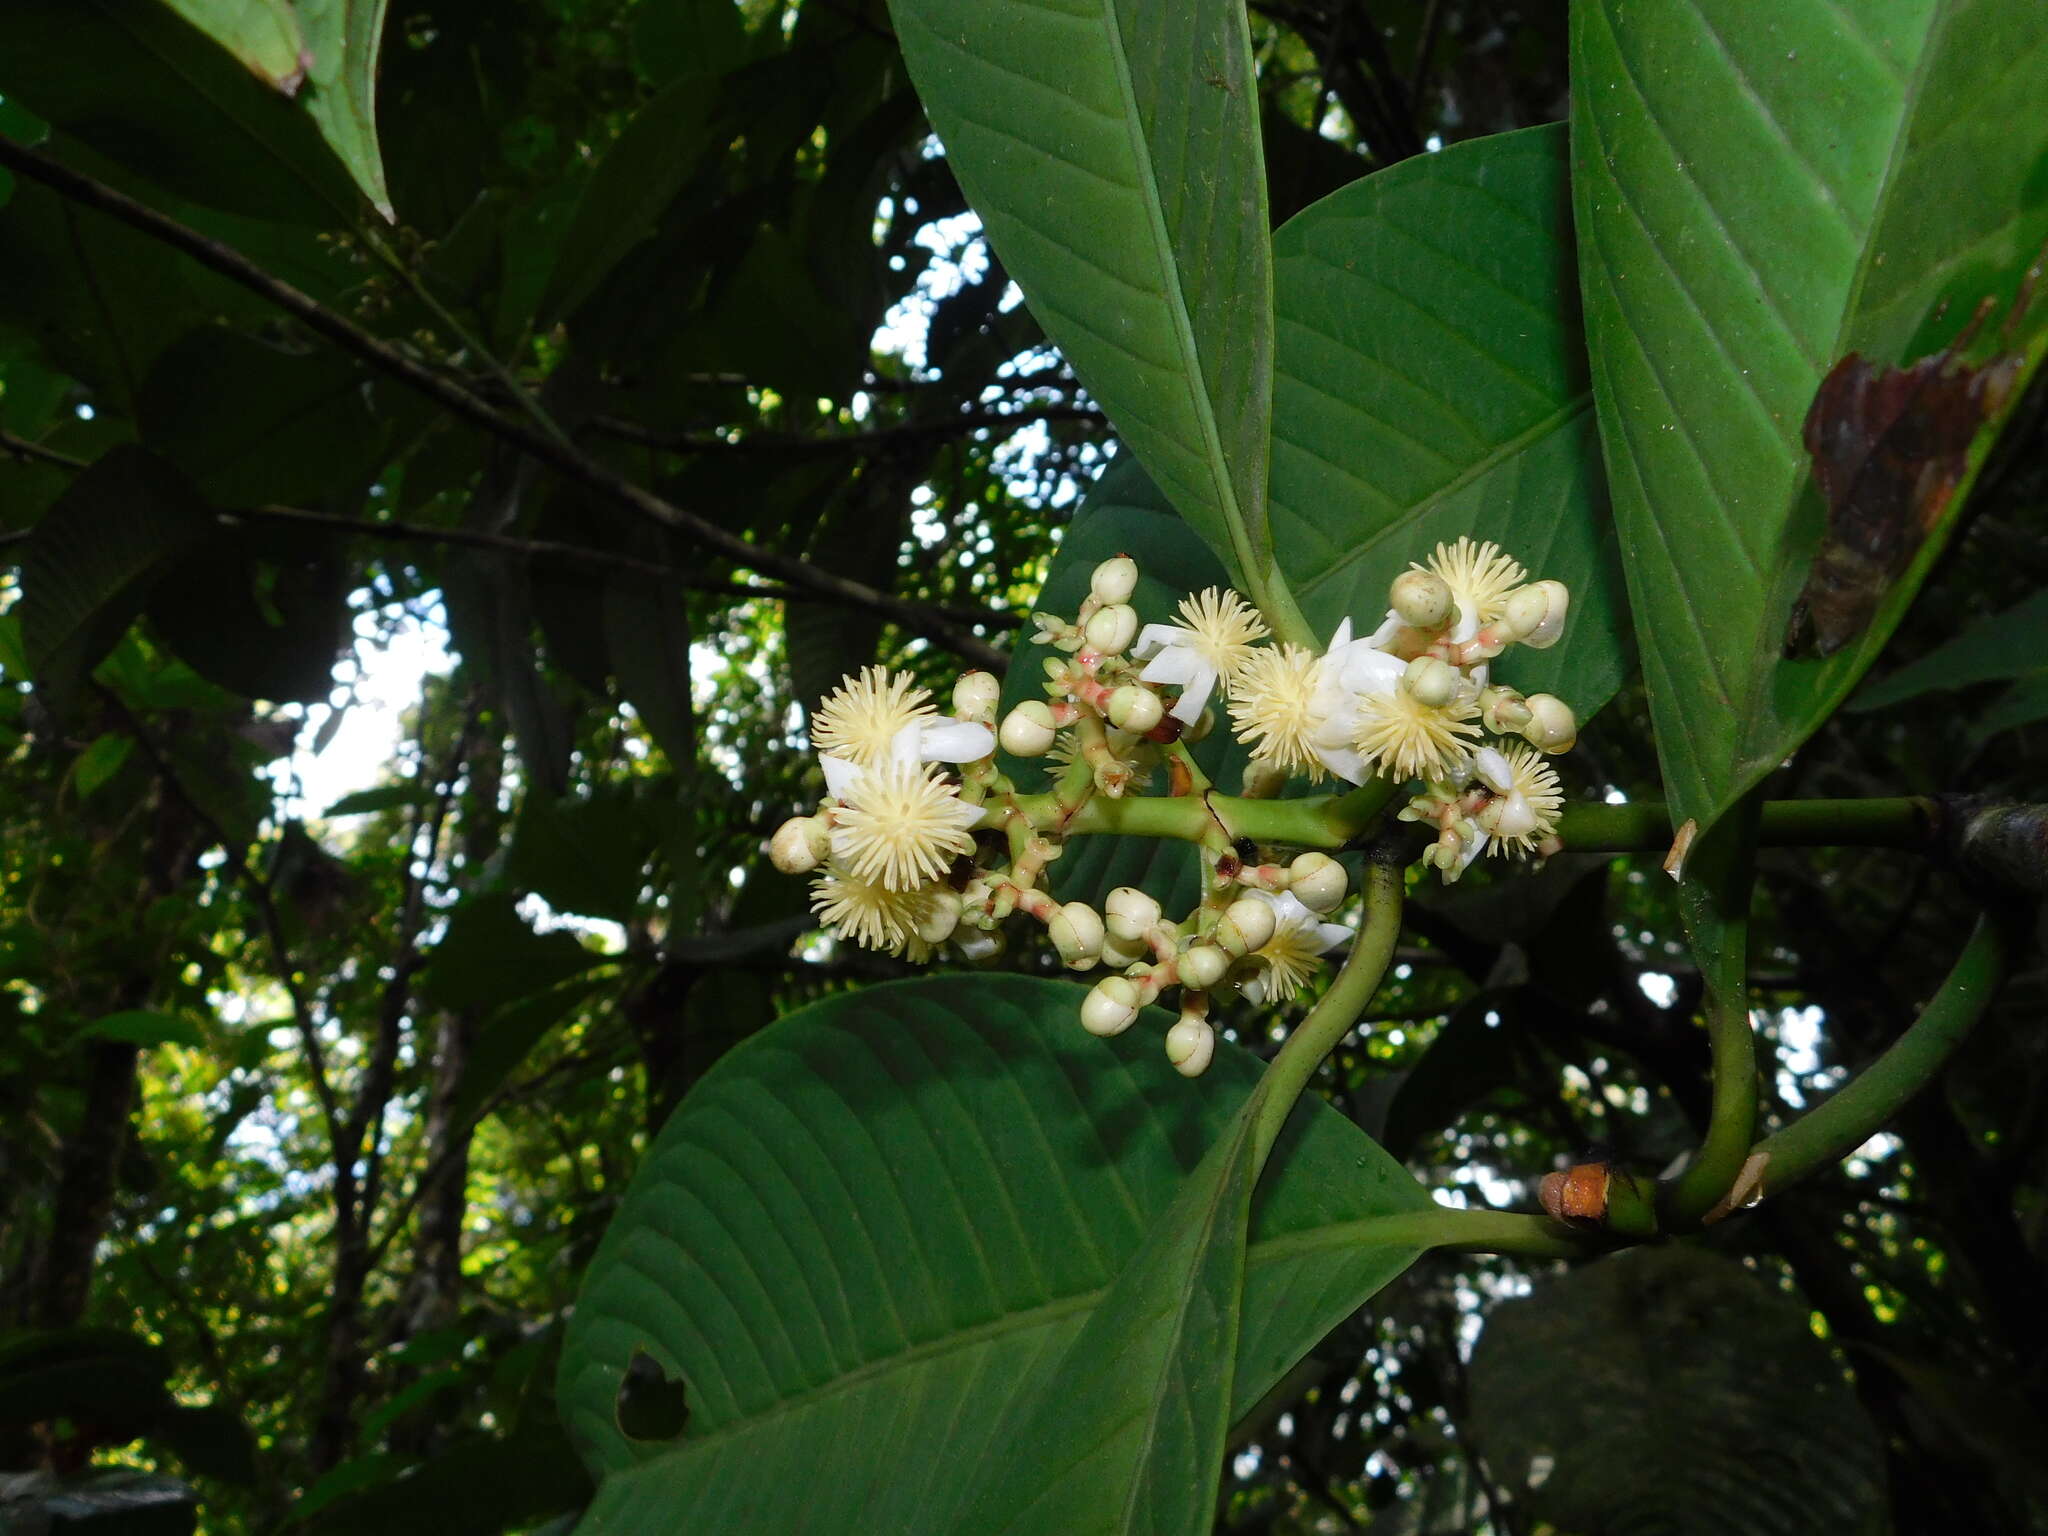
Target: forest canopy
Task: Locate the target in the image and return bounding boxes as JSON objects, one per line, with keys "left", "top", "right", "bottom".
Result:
{"left": 0, "top": 2, "right": 2045, "bottom": 1534}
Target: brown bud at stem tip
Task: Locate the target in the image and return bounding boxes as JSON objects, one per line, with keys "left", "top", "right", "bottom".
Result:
{"left": 1538, "top": 1162, "right": 1611, "bottom": 1225}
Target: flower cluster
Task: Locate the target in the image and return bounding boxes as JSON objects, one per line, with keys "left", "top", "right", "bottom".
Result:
{"left": 769, "top": 540, "right": 1577, "bottom": 1075}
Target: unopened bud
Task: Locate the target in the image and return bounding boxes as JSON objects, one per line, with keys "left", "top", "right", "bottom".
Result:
{"left": 952, "top": 671, "right": 1001, "bottom": 719}
{"left": 1390, "top": 568, "right": 1454, "bottom": 630}
{"left": 1215, "top": 895, "right": 1277, "bottom": 957}
{"left": 1288, "top": 852, "right": 1347, "bottom": 913}
{"left": 1402, "top": 655, "right": 1459, "bottom": 709}
{"left": 1049, "top": 901, "right": 1105, "bottom": 969}
{"left": 770, "top": 816, "right": 829, "bottom": 874}
{"left": 1101, "top": 930, "right": 1149, "bottom": 968}
{"left": 913, "top": 889, "right": 963, "bottom": 945}
{"left": 1090, "top": 555, "right": 1138, "bottom": 605}
{"left": 1000, "top": 700, "right": 1058, "bottom": 757}
{"left": 1177, "top": 943, "right": 1230, "bottom": 992}
{"left": 1479, "top": 685, "right": 1532, "bottom": 734}
{"left": 1476, "top": 790, "right": 1539, "bottom": 842}
{"left": 1165, "top": 1017, "right": 1216, "bottom": 1077}
{"left": 1082, "top": 974, "right": 1142, "bottom": 1036}
{"left": 1105, "top": 886, "right": 1161, "bottom": 942}
{"left": 1521, "top": 693, "right": 1577, "bottom": 753}
{"left": 1501, "top": 580, "right": 1568, "bottom": 648}
{"left": 1084, "top": 603, "right": 1139, "bottom": 655}
{"left": 1105, "top": 684, "right": 1163, "bottom": 734}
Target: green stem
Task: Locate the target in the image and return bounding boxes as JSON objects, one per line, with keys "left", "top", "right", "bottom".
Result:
{"left": 359, "top": 227, "right": 578, "bottom": 454}
{"left": 1253, "top": 560, "right": 1318, "bottom": 652}
{"left": 1558, "top": 797, "right": 1936, "bottom": 852}
{"left": 1249, "top": 847, "right": 1405, "bottom": 1164}
{"left": 1662, "top": 973, "right": 1758, "bottom": 1226}
{"left": 1747, "top": 913, "right": 2011, "bottom": 1200}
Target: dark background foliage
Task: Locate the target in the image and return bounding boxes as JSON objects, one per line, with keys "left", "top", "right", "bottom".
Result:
{"left": 0, "top": 1, "right": 2042, "bottom": 1531}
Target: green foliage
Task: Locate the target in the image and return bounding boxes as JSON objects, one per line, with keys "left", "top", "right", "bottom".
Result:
{"left": 561, "top": 976, "right": 1428, "bottom": 1531}
{"left": 1468, "top": 1247, "right": 1886, "bottom": 1534}
{"left": 1571, "top": 0, "right": 2048, "bottom": 837}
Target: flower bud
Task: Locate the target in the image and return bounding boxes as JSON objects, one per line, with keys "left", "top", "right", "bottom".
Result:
{"left": 1521, "top": 693, "right": 1577, "bottom": 753}
{"left": 1402, "top": 655, "right": 1460, "bottom": 709}
{"left": 1215, "top": 895, "right": 1277, "bottom": 958}
{"left": 1105, "top": 684, "right": 1163, "bottom": 734}
{"left": 1390, "top": 568, "right": 1454, "bottom": 630}
{"left": 1082, "top": 974, "right": 1142, "bottom": 1036}
{"left": 1105, "top": 885, "right": 1162, "bottom": 943}
{"left": 1476, "top": 789, "right": 1539, "bottom": 842}
{"left": 913, "top": 888, "right": 963, "bottom": 945}
{"left": 1501, "top": 580, "right": 1569, "bottom": 649}
{"left": 1288, "top": 852, "right": 1347, "bottom": 913}
{"left": 1177, "top": 943, "right": 1230, "bottom": 992}
{"left": 1000, "top": 700, "right": 1058, "bottom": 757}
{"left": 1084, "top": 603, "right": 1139, "bottom": 655}
{"left": 1101, "top": 930, "right": 1149, "bottom": 968}
{"left": 1479, "top": 685, "right": 1532, "bottom": 734}
{"left": 952, "top": 671, "right": 1001, "bottom": 719}
{"left": 1165, "top": 1017, "right": 1216, "bottom": 1077}
{"left": 1049, "top": 901, "right": 1105, "bottom": 970}
{"left": 770, "top": 815, "right": 829, "bottom": 874}
{"left": 1089, "top": 555, "right": 1138, "bottom": 605}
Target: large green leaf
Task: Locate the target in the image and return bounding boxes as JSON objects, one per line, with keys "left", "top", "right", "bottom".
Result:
{"left": 18, "top": 445, "right": 213, "bottom": 709}
{"left": 1572, "top": 0, "right": 2048, "bottom": 836}
{"left": 1271, "top": 123, "right": 1629, "bottom": 721}
{"left": 1468, "top": 1247, "right": 1885, "bottom": 1535}
{"left": 0, "top": 0, "right": 362, "bottom": 225}
{"left": 994, "top": 455, "right": 1250, "bottom": 914}
{"left": 297, "top": 0, "right": 396, "bottom": 219}
{"left": 559, "top": 975, "right": 1433, "bottom": 1533}
{"left": 160, "top": 0, "right": 307, "bottom": 93}
{"left": 1850, "top": 589, "right": 2048, "bottom": 711}
{"left": 887, "top": 0, "right": 1277, "bottom": 591}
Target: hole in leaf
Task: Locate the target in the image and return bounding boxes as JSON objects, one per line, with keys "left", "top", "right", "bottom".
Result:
{"left": 615, "top": 1350, "right": 690, "bottom": 1442}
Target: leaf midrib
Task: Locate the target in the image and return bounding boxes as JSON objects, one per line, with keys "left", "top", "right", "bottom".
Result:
{"left": 1095, "top": 0, "right": 1265, "bottom": 585}
{"left": 1293, "top": 392, "right": 1593, "bottom": 600}
{"left": 621, "top": 1209, "right": 1437, "bottom": 1464}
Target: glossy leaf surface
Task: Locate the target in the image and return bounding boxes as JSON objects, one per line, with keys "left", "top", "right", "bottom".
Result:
{"left": 559, "top": 976, "right": 1432, "bottom": 1533}
{"left": 1572, "top": 0, "right": 2048, "bottom": 834}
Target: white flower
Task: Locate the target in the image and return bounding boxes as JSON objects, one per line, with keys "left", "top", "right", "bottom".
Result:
{"left": 1425, "top": 537, "right": 1525, "bottom": 644}
{"left": 1305, "top": 617, "right": 1406, "bottom": 784}
{"left": 821, "top": 723, "right": 983, "bottom": 891}
{"left": 1241, "top": 890, "right": 1353, "bottom": 1005}
{"left": 1131, "top": 587, "right": 1269, "bottom": 724}
{"left": 811, "top": 666, "right": 994, "bottom": 768}
{"left": 1226, "top": 643, "right": 1327, "bottom": 780}
{"left": 1474, "top": 743, "right": 1564, "bottom": 857}
{"left": 809, "top": 862, "right": 948, "bottom": 955}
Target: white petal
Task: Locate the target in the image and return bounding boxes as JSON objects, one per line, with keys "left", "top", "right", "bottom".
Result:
{"left": 887, "top": 721, "right": 926, "bottom": 766}
{"left": 1310, "top": 740, "right": 1367, "bottom": 785}
{"left": 1264, "top": 889, "right": 1317, "bottom": 929}
{"left": 1243, "top": 972, "right": 1271, "bottom": 1005}
{"left": 820, "top": 753, "right": 862, "bottom": 800}
{"left": 1452, "top": 828, "right": 1485, "bottom": 877}
{"left": 1474, "top": 746, "right": 1514, "bottom": 795}
{"left": 1365, "top": 609, "right": 1406, "bottom": 649}
{"left": 1312, "top": 922, "right": 1354, "bottom": 954}
{"left": 954, "top": 928, "right": 1001, "bottom": 961}
{"left": 919, "top": 718, "right": 996, "bottom": 763}
{"left": 1493, "top": 790, "right": 1539, "bottom": 840}
{"left": 1168, "top": 664, "right": 1219, "bottom": 723}
{"left": 1140, "top": 647, "right": 1202, "bottom": 688}
{"left": 1327, "top": 617, "right": 1354, "bottom": 651}
{"left": 1131, "top": 622, "right": 1189, "bottom": 661}
{"left": 1448, "top": 605, "right": 1480, "bottom": 645}
{"left": 1337, "top": 646, "right": 1405, "bottom": 697}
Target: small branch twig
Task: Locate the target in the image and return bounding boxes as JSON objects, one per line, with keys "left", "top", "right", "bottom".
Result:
{"left": 0, "top": 135, "right": 1009, "bottom": 670}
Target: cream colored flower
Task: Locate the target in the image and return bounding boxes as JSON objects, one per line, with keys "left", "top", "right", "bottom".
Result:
{"left": 808, "top": 863, "right": 946, "bottom": 954}
{"left": 810, "top": 667, "right": 935, "bottom": 765}
{"left": 1425, "top": 537, "right": 1525, "bottom": 644}
{"left": 1306, "top": 616, "right": 1407, "bottom": 784}
{"left": 1474, "top": 743, "right": 1564, "bottom": 857}
{"left": 1227, "top": 643, "right": 1327, "bottom": 780}
{"left": 1132, "top": 587, "right": 1269, "bottom": 723}
{"left": 1242, "top": 891, "right": 1353, "bottom": 1005}
{"left": 825, "top": 743, "right": 980, "bottom": 891}
{"left": 1353, "top": 679, "right": 1481, "bottom": 782}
